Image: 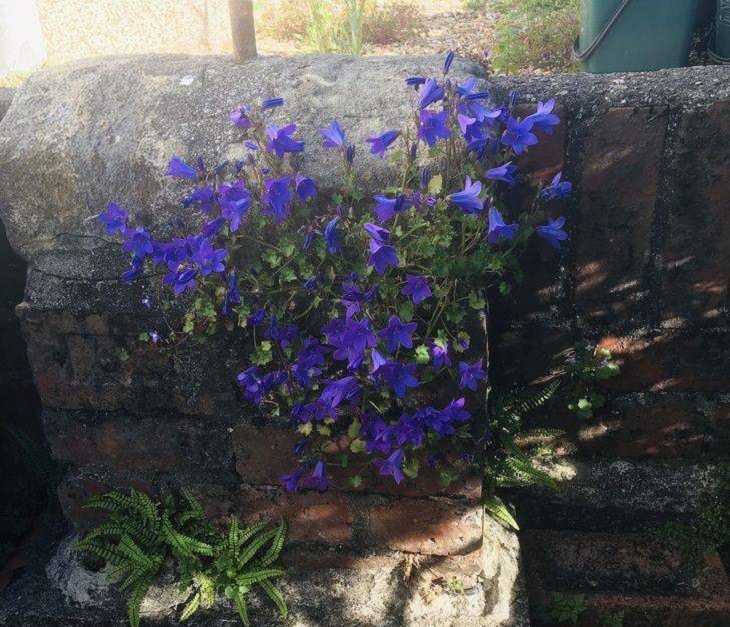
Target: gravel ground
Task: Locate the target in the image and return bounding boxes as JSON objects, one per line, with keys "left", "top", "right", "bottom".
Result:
{"left": 256, "top": 0, "right": 497, "bottom": 59}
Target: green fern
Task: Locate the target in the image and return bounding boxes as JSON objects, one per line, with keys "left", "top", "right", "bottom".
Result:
{"left": 75, "top": 488, "right": 289, "bottom": 627}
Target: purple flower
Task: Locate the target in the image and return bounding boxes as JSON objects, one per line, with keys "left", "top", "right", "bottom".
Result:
{"left": 321, "top": 120, "right": 346, "bottom": 148}
{"left": 525, "top": 99, "right": 560, "bottom": 135}
{"left": 303, "top": 461, "right": 331, "bottom": 492}
{"left": 487, "top": 208, "right": 519, "bottom": 244}
{"left": 263, "top": 176, "right": 293, "bottom": 222}
{"left": 429, "top": 342, "right": 451, "bottom": 369}
{"left": 448, "top": 177, "right": 483, "bottom": 214}
{"left": 222, "top": 272, "right": 240, "bottom": 315}
{"left": 295, "top": 174, "right": 318, "bottom": 202}
{"left": 486, "top": 162, "right": 518, "bottom": 187}
{"left": 368, "top": 241, "right": 399, "bottom": 275}
{"left": 186, "top": 185, "right": 216, "bottom": 214}
{"left": 203, "top": 217, "right": 225, "bottom": 237}
{"left": 192, "top": 238, "right": 227, "bottom": 276}
{"left": 458, "top": 359, "right": 488, "bottom": 391}
{"left": 229, "top": 105, "right": 253, "bottom": 129}
{"left": 363, "top": 222, "right": 390, "bottom": 243}
{"left": 149, "top": 331, "right": 160, "bottom": 344}
{"left": 540, "top": 172, "right": 572, "bottom": 201}
{"left": 405, "top": 76, "right": 426, "bottom": 88}
{"left": 536, "top": 216, "right": 569, "bottom": 250}
{"left": 444, "top": 50, "right": 455, "bottom": 74}
{"left": 281, "top": 467, "right": 305, "bottom": 492}
{"left": 441, "top": 397, "right": 470, "bottom": 422}
{"left": 374, "top": 448, "right": 405, "bottom": 484}
{"left": 345, "top": 145, "right": 356, "bottom": 165}
{"left": 330, "top": 318, "right": 377, "bottom": 369}
{"left": 266, "top": 124, "right": 304, "bottom": 159}
{"left": 122, "top": 227, "right": 154, "bottom": 259}
{"left": 417, "top": 78, "right": 444, "bottom": 109}
{"left": 373, "top": 194, "right": 412, "bottom": 223}
{"left": 165, "top": 156, "right": 198, "bottom": 179}
{"left": 324, "top": 217, "right": 341, "bottom": 255}
{"left": 261, "top": 97, "right": 284, "bottom": 109}
{"left": 121, "top": 257, "right": 144, "bottom": 282}
{"left": 321, "top": 376, "right": 361, "bottom": 408}
{"left": 340, "top": 283, "right": 379, "bottom": 319}
{"left": 218, "top": 180, "right": 251, "bottom": 231}
{"left": 303, "top": 275, "right": 319, "bottom": 293}
{"left": 501, "top": 117, "right": 538, "bottom": 155}
{"left": 164, "top": 266, "right": 197, "bottom": 296}
{"left": 366, "top": 130, "right": 400, "bottom": 158}
{"left": 377, "top": 361, "right": 419, "bottom": 398}
{"left": 249, "top": 309, "right": 267, "bottom": 326}
{"left": 99, "top": 202, "right": 128, "bottom": 234}
{"left": 401, "top": 274, "right": 432, "bottom": 304}
{"left": 378, "top": 316, "right": 417, "bottom": 353}
{"left": 418, "top": 109, "right": 451, "bottom": 147}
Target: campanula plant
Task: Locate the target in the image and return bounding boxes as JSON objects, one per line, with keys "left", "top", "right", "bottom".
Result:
{"left": 99, "top": 53, "right": 571, "bottom": 492}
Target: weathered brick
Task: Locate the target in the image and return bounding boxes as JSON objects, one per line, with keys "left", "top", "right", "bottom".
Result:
{"left": 232, "top": 422, "right": 482, "bottom": 499}
{"left": 194, "top": 484, "right": 355, "bottom": 546}
{"left": 366, "top": 496, "right": 483, "bottom": 556}
{"left": 44, "top": 408, "right": 235, "bottom": 473}
{"left": 490, "top": 322, "right": 576, "bottom": 388}
{"left": 575, "top": 108, "right": 666, "bottom": 324}
{"left": 575, "top": 395, "right": 730, "bottom": 459}
{"left": 664, "top": 100, "right": 730, "bottom": 327}
{"left": 598, "top": 330, "right": 730, "bottom": 393}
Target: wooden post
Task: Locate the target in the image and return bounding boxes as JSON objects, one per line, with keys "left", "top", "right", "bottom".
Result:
{"left": 229, "top": 0, "right": 257, "bottom": 62}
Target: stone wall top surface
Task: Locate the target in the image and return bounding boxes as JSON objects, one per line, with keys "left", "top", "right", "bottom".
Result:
{"left": 0, "top": 53, "right": 483, "bottom": 266}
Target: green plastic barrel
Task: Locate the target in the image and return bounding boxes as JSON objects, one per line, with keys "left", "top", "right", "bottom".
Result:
{"left": 716, "top": 0, "right": 730, "bottom": 60}
{"left": 575, "top": 0, "right": 701, "bottom": 73}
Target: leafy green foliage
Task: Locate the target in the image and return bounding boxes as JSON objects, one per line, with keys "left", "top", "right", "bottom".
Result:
{"left": 565, "top": 342, "right": 620, "bottom": 420}
{"left": 600, "top": 610, "right": 625, "bottom": 627}
{"left": 75, "top": 489, "right": 287, "bottom": 627}
{"left": 484, "top": 380, "right": 562, "bottom": 496}
{"left": 658, "top": 464, "right": 730, "bottom": 568}
{"left": 492, "top": 0, "right": 580, "bottom": 74}
{"left": 535, "top": 592, "right": 586, "bottom": 625}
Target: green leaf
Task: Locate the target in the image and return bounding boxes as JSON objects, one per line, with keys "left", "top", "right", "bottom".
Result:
{"left": 414, "top": 345, "right": 431, "bottom": 364}
{"left": 468, "top": 291, "right": 486, "bottom": 310}
{"left": 484, "top": 497, "right": 520, "bottom": 531}
{"left": 349, "top": 475, "right": 363, "bottom": 488}
{"left": 251, "top": 341, "right": 273, "bottom": 366}
{"left": 398, "top": 301, "right": 414, "bottom": 321}
{"left": 119, "top": 348, "right": 130, "bottom": 362}
{"left": 428, "top": 174, "right": 443, "bottom": 194}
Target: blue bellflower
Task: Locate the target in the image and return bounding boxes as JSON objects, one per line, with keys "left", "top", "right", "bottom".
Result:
{"left": 487, "top": 208, "right": 519, "bottom": 244}
{"left": 458, "top": 359, "right": 488, "bottom": 391}
{"left": 501, "top": 117, "right": 538, "bottom": 155}
{"left": 263, "top": 176, "right": 292, "bottom": 222}
{"left": 321, "top": 120, "right": 346, "bottom": 148}
{"left": 486, "top": 162, "right": 518, "bottom": 187}
{"left": 165, "top": 156, "right": 198, "bottom": 180}
{"left": 99, "top": 202, "right": 128, "bottom": 234}
{"left": 266, "top": 124, "right": 304, "bottom": 159}
{"left": 402, "top": 274, "right": 432, "bottom": 304}
{"left": 378, "top": 316, "right": 417, "bottom": 352}
{"left": 367, "top": 130, "right": 400, "bottom": 158}
{"left": 536, "top": 216, "right": 569, "bottom": 249}
{"left": 448, "top": 177, "right": 484, "bottom": 214}
{"left": 418, "top": 109, "right": 451, "bottom": 147}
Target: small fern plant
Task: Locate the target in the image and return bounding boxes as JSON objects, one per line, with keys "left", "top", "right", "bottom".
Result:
{"left": 74, "top": 488, "right": 287, "bottom": 627}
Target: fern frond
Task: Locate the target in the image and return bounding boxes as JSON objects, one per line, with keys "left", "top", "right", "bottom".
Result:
{"left": 163, "top": 515, "right": 214, "bottom": 557}
{"left": 239, "top": 519, "right": 271, "bottom": 545}
{"left": 484, "top": 497, "right": 520, "bottom": 531}
{"left": 228, "top": 516, "right": 240, "bottom": 559}
{"left": 127, "top": 574, "right": 152, "bottom": 627}
{"left": 234, "top": 591, "right": 250, "bottom": 627}
{"left": 259, "top": 579, "right": 288, "bottom": 619}
{"left": 131, "top": 489, "right": 159, "bottom": 527}
{"left": 180, "top": 488, "right": 205, "bottom": 520}
{"left": 83, "top": 491, "right": 136, "bottom": 514}
{"left": 237, "top": 528, "right": 278, "bottom": 568}
{"left": 237, "top": 568, "right": 285, "bottom": 586}
{"left": 259, "top": 520, "right": 287, "bottom": 567}
{"left": 180, "top": 591, "right": 201, "bottom": 622}
{"left": 504, "top": 456, "right": 558, "bottom": 490}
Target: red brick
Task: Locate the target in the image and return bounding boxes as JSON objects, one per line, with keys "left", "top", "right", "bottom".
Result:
{"left": 366, "top": 496, "right": 483, "bottom": 556}
{"left": 575, "top": 396, "right": 730, "bottom": 459}
{"left": 664, "top": 101, "right": 730, "bottom": 327}
{"left": 232, "top": 424, "right": 481, "bottom": 499}
{"left": 45, "top": 409, "right": 234, "bottom": 472}
{"left": 194, "top": 484, "right": 355, "bottom": 546}
{"left": 575, "top": 108, "right": 666, "bottom": 323}
{"left": 598, "top": 331, "right": 730, "bottom": 393}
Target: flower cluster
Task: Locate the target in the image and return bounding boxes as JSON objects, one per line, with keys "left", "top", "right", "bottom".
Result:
{"left": 100, "top": 53, "right": 570, "bottom": 492}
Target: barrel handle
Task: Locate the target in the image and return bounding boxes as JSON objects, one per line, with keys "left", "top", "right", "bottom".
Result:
{"left": 572, "top": 0, "right": 633, "bottom": 62}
